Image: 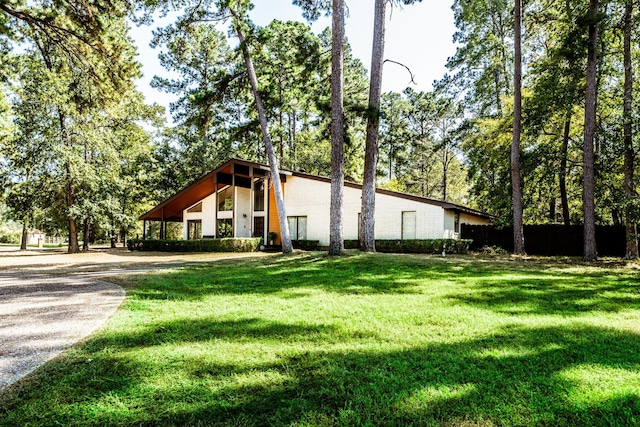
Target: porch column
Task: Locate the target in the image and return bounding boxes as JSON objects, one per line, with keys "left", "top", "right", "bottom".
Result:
{"left": 143, "top": 220, "right": 146, "bottom": 239}
{"left": 160, "top": 207, "right": 165, "bottom": 239}
{"left": 231, "top": 165, "right": 236, "bottom": 238}
{"left": 214, "top": 174, "right": 218, "bottom": 238}
{"left": 249, "top": 166, "right": 254, "bottom": 237}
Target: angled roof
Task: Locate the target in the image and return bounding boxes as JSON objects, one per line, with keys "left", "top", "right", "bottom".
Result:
{"left": 139, "top": 159, "right": 255, "bottom": 221}
{"left": 140, "top": 158, "right": 493, "bottom": 222}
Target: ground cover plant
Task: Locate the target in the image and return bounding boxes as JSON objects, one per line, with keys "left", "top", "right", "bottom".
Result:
{"left": 1, "top": 253, "right": 640, "bottom": 426}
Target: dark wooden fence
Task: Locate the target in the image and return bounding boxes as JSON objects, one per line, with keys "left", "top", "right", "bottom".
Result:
{"left": 460, "top": 224, "right": 627, "bottom": 257}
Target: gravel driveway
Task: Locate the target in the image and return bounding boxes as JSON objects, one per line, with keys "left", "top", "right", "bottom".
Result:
{"left": 0, "top": 274, "right": 124, "bottom": 389}
{"left": 0, "top": 246, "right": 270, "bottom": 392}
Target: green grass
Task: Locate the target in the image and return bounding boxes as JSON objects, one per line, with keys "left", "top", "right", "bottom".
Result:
{"left": 2, "top": 253, "right": 640, "bottom": 426}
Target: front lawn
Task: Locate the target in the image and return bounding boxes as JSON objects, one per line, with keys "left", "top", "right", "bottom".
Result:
{"left": 1, "top": 253, "right": 640, "bottom": 426}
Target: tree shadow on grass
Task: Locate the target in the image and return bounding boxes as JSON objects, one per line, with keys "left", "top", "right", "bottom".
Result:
{"left": 127, "top": 253, "right": 546, "bottom": 300}
{"left": 2, "top": 319, "right": 640, "bottom": 426}
{"left": 448, "top": 274, "right": 640, "bottom": 315}
{"left": 129, "top": 253, "right": 640, "bottom": 317}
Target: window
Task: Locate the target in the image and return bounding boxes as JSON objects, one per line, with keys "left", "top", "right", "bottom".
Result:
{"left": 402, "top": 211, "right": 416, "bottom": 240}
{"left": 454, "top": 213, "right": 460, "bottom": 234}
{"left": 253, "top": 217, "right": 265, "bottom": 238}
{"left": 287, "top": 216, "right": 307, "bottom": 240}
{"left": 187, "top": 220, "right": 202, "bottom": 240}
{"left": 187, "top": 202, "right": 202, "bottom": 213}
{"left": 254, "top": 180, "right": 265, "bottom": 211}
{"left": 217, "top": 218, "right": 233, "bottom": 238}
{"left": 218, "top": 187, "right": 233, "bottom": 211}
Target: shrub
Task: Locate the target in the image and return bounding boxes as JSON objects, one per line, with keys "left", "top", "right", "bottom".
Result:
{"left": 478, "top": 245, "right": 509, "bottom": 255}
{"left": 0, "top": 226, "right": 20, "bottom": 244}
{"left": 292, "top": 240, "right": 320, "bottom": 251}
{"left": 127, "top": 238, "right": 262, "bottom": 253}
{"left": 374, "top": 239, "right": 472, "bottom": 254}
{"left": 343, "top": 240, "right": 360, "bottom": 249}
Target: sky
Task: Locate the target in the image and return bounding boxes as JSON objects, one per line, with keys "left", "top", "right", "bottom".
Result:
{"left": 129, "top": 1, "right": 458, "bottom": 122}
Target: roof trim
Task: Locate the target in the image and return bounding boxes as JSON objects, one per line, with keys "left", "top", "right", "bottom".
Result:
{"left": 140, "top": 158, "right": 493, "bottom": 222}
{"left": 292, "top": 171, "right": 495, "bottom": 220}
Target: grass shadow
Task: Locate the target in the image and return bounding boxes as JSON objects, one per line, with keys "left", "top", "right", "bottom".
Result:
{"left": 2, "top": 321, "right": 640, "bottom": 426}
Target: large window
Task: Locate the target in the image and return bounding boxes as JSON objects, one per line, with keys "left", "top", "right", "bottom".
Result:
{"left": 218, "top": 187, "right": 233, "bottom": 211}
{"left": 454, "top": 213, "right": 460, "bottom": 234}
{"left": 217, "top": 218, "right": 233, "bottom": 238}
{"left": 254, "top": 180, "right": 265, "bottom": 211}
{"left": 187, "top": 202, "right": 202, "bottom": 213}
{"left": 288, "top": 216, "right": 307, "bottom": 240}
{"left": 401, "top": 211, "right": 416, "bottom": 240}
{"left": 187, "top": 220, "right": 202, "bottom": 240}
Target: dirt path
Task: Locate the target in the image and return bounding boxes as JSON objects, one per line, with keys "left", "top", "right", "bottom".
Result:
{"left": 0, "top": 247, "right": 272, "bottom": 391}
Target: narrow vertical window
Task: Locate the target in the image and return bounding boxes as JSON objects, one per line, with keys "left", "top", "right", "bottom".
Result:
{"left": 218, "top": 187, "right": 233, "bottom": 211}
{"left": 254, "top": 180, "right": 265, "bottom": 211}
{"left": 187, "top": 220, "right": 202, "bottom": 240}
{"left": 401, "top": 211, "right": 416, "bottom": 240}
{"left": 217, "top": 218, "right": 233, "bottom": 237}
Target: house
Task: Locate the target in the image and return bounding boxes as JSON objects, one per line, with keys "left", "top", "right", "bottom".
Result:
{"left": 26, "top": 229, "right": 46, "bottom": 247}
{"left": 139, "top": 158, "right": 492, "bottom": 246}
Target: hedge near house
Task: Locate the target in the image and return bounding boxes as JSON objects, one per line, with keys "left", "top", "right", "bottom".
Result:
{"left": 127, "top": 238, "right": 262, "bottom": 253}
{"left": 374, "top": 239, "right": 472, "bottom": 254}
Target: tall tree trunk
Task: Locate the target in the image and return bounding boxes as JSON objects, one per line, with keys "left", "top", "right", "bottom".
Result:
{"left": 360, "top": 0, "right": 386, "bottom": 252}
{"left": 329, "top": 0, "right": 345, "bottom": 255}
{"left": 58, "top": 109, "right": 79, "bottom": 254}
{"left": 442, "top": 126, "right": 449, "bottom": 201}
{"left": 82, "top": 218, "right": 90, "bottom": 252}
{"left": 583, "top": 0, "right": 599, "bottom": 261}
{"left": 623, "top": 0, "right": 638, "bottom": 259}
{"left": 511, "top": 0, "right": 525, "bottom": 255}
{"left": 278, "top": 81, "right": 284, "bottom": 165}
{"left": 230, "top": 8, "right": 292, "bottom": 254}
{"left": 560, "top": 118, "right": 571, "bottom": 226}
{"left": 20, "top": 220, "right": 28, "bottom": 251}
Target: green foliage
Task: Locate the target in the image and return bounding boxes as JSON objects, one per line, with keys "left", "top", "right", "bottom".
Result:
{"left": 3, "top": 27, "right": 160, "bottom": 251}
{"left": 0, "top": 225, "right": 20, "bottom": 243}
{"left": 374, "top": 238, "right": 472, "bottom": 254}
{"left": 291, "top": 239, "right": 320, "bottom": 250}
{"left": 2, "top": 254, "right": 640, "bottom": 425}
{"left": 479, "top": 245, "right": 509, "bottom": 255}
{"left": 343, "top": 239, "right": 360, "bottom": 249}
{"left": 127, "top": 237, "right": 262, "bottom": 252}
{"left": 378, "top": 88, "right": 468, "bottom": 204}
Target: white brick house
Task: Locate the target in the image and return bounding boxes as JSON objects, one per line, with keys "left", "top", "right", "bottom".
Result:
{"left": 139, "top": 159, "right": 491, "bottom": 246}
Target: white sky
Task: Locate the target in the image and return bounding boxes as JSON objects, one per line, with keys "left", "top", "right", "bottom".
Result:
{"left": 129, "top": 0, "right": 458, "bottom": 122}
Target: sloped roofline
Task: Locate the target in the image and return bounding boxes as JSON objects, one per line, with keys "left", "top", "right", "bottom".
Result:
{"left": 139, "top": 158, "right": 494, "bottom": 221}
{"left": 291, "top": 170, "right": 495, "bottom": 220}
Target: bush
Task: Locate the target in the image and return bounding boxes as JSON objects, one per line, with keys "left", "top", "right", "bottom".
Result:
{"left": 127, "top": 238, "right": 262, "bottom": 253}
{"left": 374, "top": 239, "right": 472, "bottom": 254}
{"left": 343, "top": 240, "right": 360, "bottom": 249}
{"left": 478, "top": 245, "right": 509, "bottom": 255}
{"left": 292, "top": 240, "right": 320, "bottom": 251}
{"left": 0, "top": 228, "right": 20, "bottom": 244}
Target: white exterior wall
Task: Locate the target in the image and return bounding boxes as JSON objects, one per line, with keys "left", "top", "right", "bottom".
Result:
{"left": 26, "top": 232, "right": 45, "bottom": 245}
{"left": 234, "top": 186, "right": 252, "bottom": 238}
{"left": 283, "top": 176, "right": 332, "bottom": 245}
{"left": 180, "top": 174, "right": 490, "bottom": 243}
{"left": 460, "top": 212, "right": 491, "bottom": 226}
{"left": 183, "top": 193, "right": 217, "bottom": 239}
{"left": 373, "top": 191, "right": 445, "bottom": 240}
{"left": 443, "top": 211, "right": 456, "bottom": 239}
{"left": 284, "top": 176, "right": 450, "bottom": 246}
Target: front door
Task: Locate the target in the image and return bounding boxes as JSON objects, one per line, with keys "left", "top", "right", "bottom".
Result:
{"left": 253, "top": 216, "right": 265, "bottom": 240}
